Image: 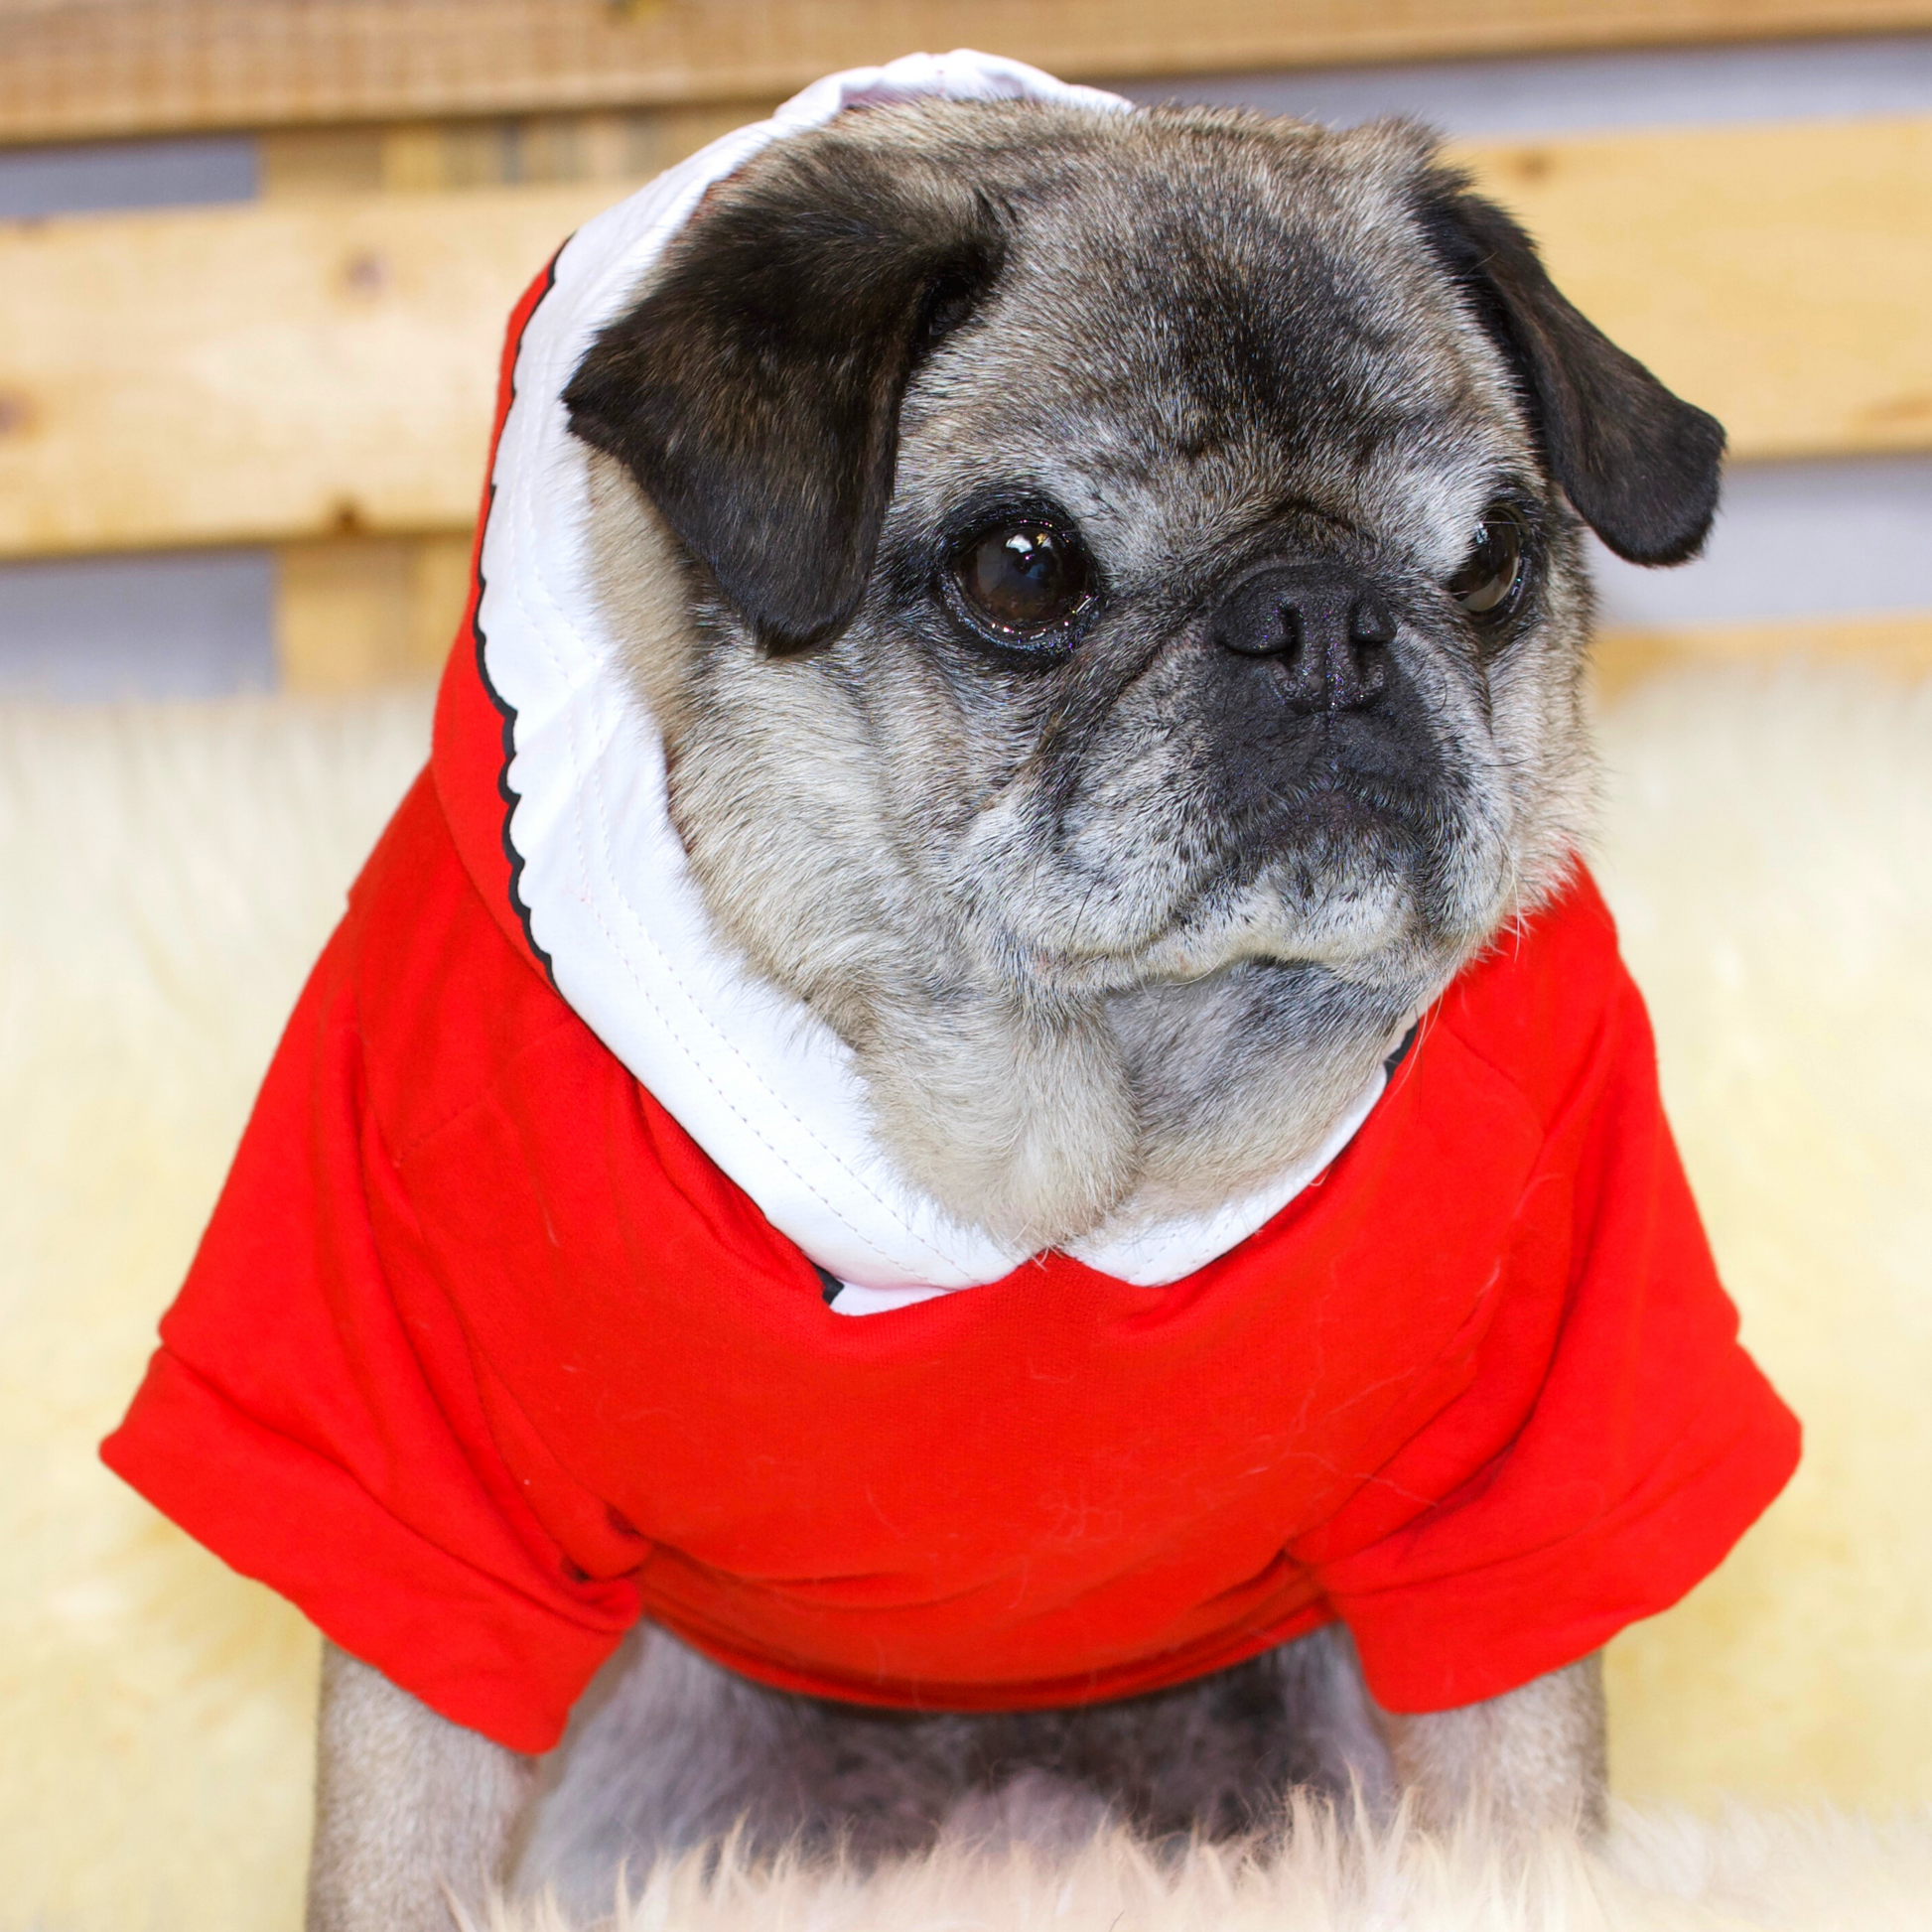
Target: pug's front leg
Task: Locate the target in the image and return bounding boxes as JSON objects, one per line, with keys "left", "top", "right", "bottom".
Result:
{"left": 307, "top": 1641, "right": 533, "bottom": 1932}
{"left": 1382, "top": 1654, "right": 1607, "bottom": 1836}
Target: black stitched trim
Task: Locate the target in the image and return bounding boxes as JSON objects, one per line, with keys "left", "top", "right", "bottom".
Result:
{"left": 476, "top": 248, "right": 565, "bottom": 986}
{"left": 1384, "top": 1021, "right": 1420, "bottom": 1076}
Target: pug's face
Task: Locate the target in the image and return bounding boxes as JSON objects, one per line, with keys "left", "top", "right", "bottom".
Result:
{"left": 568, "top": 100, "right": 1721, "bottom": 1246}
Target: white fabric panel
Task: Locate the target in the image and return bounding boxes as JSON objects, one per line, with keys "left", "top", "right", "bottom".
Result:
{"left": 1066, "top": 1063, "right": 1389, "bottom": 1286}
{"left": 476, "top": 49, "right": 1390, "bottom": 1299}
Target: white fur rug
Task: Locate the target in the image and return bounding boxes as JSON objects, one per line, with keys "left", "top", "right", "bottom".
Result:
{"left": 473, "top": 1801, "right": 1932, "bottom": 1932}
{"left": 2, "top": 663, "right": 1930, "bottom": 1931}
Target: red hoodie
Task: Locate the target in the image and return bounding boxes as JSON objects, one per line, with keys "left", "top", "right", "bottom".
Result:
{"left": 102, "top": 263, "right": 1798, "bottom": 1760}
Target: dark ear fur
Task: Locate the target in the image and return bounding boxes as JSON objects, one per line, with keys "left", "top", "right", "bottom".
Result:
{"left": 1417, "top": 170, "right": 1725, "bottom": 565}
{"left": 564, "top": 136, "right": 1005, "bottom": 649}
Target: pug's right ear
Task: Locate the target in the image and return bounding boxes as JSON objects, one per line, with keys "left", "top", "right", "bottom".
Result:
{"left": 564, "top": 136, "right": 1006, "bottom": 651}
{"left": 1416, "top": 168, "right": 1725, "bottom": 567}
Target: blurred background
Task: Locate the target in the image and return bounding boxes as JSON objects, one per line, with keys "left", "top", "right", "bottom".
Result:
{"left": 0, "top": 0, "right": 1926, "bottom": 701}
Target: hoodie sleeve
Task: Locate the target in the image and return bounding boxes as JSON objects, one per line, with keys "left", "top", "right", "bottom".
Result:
{"left": 101, "top": 773, "right": 642, "bottom": 1754}
{"left": 1291, "top": 890, "right": 1801, "bottom": 1714}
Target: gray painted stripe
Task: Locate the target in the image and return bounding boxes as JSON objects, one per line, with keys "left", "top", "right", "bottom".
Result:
{"left": 0, "top": 135, "right": 256, "bottom": 220}
{"left": 7, "top": 30, "right": 1928, "bottom": 230}
{"left": 1592, "top": 456, "right": 1932, "bottom": 630}
{"left": 0, "top": 550, "right": 275, "bottom": 700}
{"left": 1125, "top": 35, "right": 1932, "bottom": 137}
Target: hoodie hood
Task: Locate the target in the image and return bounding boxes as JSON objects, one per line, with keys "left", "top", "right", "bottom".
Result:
{"left": 430, "top": 51, "right": 1386, "bottom": 1299}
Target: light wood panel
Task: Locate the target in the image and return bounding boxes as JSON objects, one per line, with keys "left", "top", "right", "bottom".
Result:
{"left": 1454, "top": 119, "right": 1932, "bottom": 460}
{"left": 0, "top": 181, "right": 611, "bottom": 555}
{"left": 275, "top": 533, "right": 471, "bottom": 690}
{"left": 4, "top": 0, "right": 1932, "bottom": 144}
{"left": 258, "top": 105, "right": 765, "bottom": 201}
{"left": 0, "top": 115, "right": 1926, "bottom": 558}
{"left": 1594, "top": 614, "right": 1932, "bottom": 697}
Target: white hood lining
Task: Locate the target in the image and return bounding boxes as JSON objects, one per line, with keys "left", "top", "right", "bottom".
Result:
{"left": 476, "top": 50, "right": 1389, "bottom": 1299}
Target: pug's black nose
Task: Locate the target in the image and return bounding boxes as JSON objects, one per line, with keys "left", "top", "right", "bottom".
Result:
{"left": 1212, "top": 563, "right": 1396, "bottom": 711}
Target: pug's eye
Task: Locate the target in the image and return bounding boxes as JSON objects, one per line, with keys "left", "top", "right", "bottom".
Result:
{"left": 1446, "top": 503, "right": 1532, "bottom": 624}
{"left": 950, "top": 521, "right": 1094, "bottom": 640}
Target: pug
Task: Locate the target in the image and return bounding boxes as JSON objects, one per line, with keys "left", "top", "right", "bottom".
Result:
{"left": 116, "top": 68, "right": 1788, "bottom": 1932}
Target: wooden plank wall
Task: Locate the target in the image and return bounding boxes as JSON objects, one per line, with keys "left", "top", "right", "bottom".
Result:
{"left": 7, "top": 0, "right": 1932, "bottom": 143}
{"left": 1, "top": 0, "right": 1928, "bottom": 690}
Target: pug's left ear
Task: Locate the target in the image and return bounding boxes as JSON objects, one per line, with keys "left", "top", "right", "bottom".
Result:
{"left": 1416, "top": 168, "right": 1725, "bottom": 566}
{"left": 564, "top": 134, "right": 1007, "bottom": 650}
